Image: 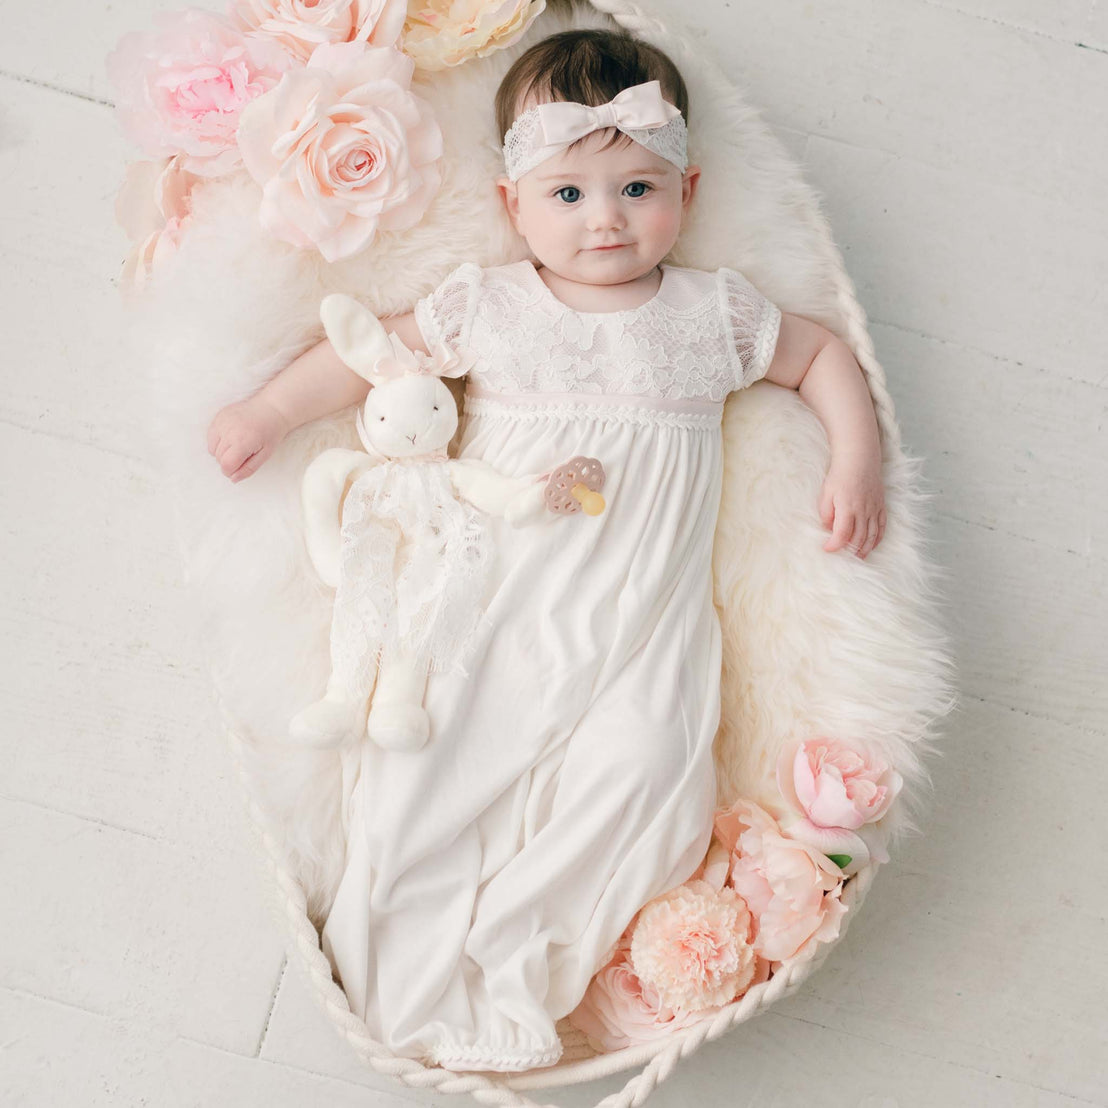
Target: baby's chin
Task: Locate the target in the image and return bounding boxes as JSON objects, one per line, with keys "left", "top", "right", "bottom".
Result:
{"left": 570, "top": 248, "right": 661, "bottom": 282}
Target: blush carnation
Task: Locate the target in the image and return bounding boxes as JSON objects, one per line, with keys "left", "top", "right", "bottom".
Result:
{"left": 403, "top": 0, "right": 546, "bottom": 70}
{"left": 229, "top": 0, "right": 407, "bottom": 62}
{"left": 106, "top": 8, "right": 290, "bottom": 176}
{"left": 236, "top": 40, "right": 442, "bottom": 262}
{"left": 629, "top": 879, "right": 759, "bottom": 1011}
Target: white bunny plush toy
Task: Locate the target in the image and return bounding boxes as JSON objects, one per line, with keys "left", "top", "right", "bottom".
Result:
{"left": 289, "top": 293, "right": 580, "bottom": 753}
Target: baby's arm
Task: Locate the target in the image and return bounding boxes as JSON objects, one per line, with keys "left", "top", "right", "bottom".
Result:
{"left": 207, "top": 310, "right": 428, "bottom": 482}
{"left": 763, "top": 314, "right": 886, "bottom": 559}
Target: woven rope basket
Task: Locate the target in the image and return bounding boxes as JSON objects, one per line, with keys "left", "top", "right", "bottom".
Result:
{"left": 126, "top": 0, "right": 954, "bottom": 1103}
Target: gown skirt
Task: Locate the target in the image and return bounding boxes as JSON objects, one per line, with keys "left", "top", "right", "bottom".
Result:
{"left": 320, "top": 388, "right": 728, "bottom": 1070}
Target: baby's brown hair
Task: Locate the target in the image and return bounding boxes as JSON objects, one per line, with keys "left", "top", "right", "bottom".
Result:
{"left": 494, "top": 28, "right": 689, "bottom": 148}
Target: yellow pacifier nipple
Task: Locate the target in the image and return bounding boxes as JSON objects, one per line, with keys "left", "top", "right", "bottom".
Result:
{"left": 572, "top": 483, "right": 606, "bottom": 516}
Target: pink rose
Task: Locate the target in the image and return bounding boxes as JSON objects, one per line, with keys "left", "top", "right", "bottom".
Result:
{"left": 230, "top": 0, "right": 407, "bottom": 62}
{"left": 115, "top": 155, "right": 200, "bottom": 290}
{"left": 629, "top": 878, "right": 759, "bottom": 1011}
{"left": 106, "top": 8, "right": 290, "bottom": 177}
{"left": 236, "top": 41, "right": 442, "bottom": 262}
{"left": 775, "top": 738, "right": 903, "bottom": 870}
{"left": 567, "top": 937, "right": 714, "bottom": 1052}
{"left": 715, "top": 799, "right": 848, "bottom": 964}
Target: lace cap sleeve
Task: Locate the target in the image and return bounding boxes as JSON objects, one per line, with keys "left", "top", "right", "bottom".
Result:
{"left": 413, "top": 262, "right": 482, "bottom": 350}
{"left": 718, "top": 267, "right": 782, "bottom": 391}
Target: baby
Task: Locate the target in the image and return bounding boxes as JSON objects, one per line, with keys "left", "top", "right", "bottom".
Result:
{"left": 208, "top": 27, "right": 886, "bottom": 1072}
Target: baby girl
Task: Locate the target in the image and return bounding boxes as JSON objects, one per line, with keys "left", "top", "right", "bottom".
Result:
{"left": 207, "top": 27, "right": 886, "bottom": 1073}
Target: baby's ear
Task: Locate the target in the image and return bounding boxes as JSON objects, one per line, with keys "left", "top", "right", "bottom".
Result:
{"left": 681, "top": 165, "right": 701, "bottom": 211}
{"left": 320, "top": 294, "right": 393, "bottom": 378}
{"left": 496, "top": 176, "right": 521, "bottom": 230}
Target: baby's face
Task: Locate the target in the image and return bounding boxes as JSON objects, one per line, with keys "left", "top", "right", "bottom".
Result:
{"left": 498, "top": 119, "right": 699, "bottom": 287}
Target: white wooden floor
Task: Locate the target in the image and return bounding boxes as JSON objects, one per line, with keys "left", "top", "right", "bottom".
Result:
{"left": 2, "top": 2, "right": 1106, "bottom": 1105}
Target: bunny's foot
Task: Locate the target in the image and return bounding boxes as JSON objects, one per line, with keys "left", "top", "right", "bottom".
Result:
{"left": 366, "top": 701, "right": 431, "bottom": 752}
{"left": 289, "top": 694, "right": 362, "bottom": 747}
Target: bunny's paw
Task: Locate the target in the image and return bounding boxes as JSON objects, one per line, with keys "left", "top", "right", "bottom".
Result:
{"left": 289, "top": 695, "right": 362, "bottom": 747}
{"left": 367, "top": 702, "right": 431, "bottom": 752}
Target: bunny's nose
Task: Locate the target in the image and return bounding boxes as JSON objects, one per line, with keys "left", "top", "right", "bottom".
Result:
{"left": 406, "top": 433, "right": 417, "bottom": 444}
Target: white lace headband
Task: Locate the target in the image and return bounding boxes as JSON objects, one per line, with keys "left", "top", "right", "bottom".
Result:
{"left": 502, "top": 80, "right": 689, "bottom": 182}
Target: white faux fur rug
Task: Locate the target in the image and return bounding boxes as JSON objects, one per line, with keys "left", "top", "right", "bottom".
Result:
{"left": 121, "top": 0, "right": 955, "bottom": 931}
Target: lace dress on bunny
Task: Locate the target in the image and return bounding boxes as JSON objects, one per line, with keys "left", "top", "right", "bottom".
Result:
{"left": 320, "top": 258, "right": 782, "bottom": 1073}
{"left": 331, "top": 455, "right": 494, "bottom": 696}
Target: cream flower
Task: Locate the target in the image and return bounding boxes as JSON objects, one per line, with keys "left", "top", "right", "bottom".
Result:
{"left": 230, "top": 0, "right": 407, "bottom": 62}
{"left": 115, "top": 155, "right": 200, "bottom": 291}
{"left": 106, "top": 8, "right": 290, "bottom": 177}
{"left": 715, "top": 798, "right": 848, "bottom": 964}
{"left": 236, "top": 40, "right": 442, "bottom": 262}
{"left": 629, "top": 879, "right": 758, "bottom": 1011}
{"left": 402, "top": 0, "right": 546, "bottom": 70}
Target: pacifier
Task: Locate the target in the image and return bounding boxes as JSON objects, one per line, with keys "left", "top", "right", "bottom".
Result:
{"left": 541, "top": 456, "right": 607, "bottom": 516}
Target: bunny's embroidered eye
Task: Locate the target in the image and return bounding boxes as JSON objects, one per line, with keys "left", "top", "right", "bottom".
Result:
{"left": 379, "top": 416, "right": 385, "bottom": 422}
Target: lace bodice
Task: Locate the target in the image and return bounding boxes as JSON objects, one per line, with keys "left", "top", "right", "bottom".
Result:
{"left": 413, "top": 259, "right": 781, "bottom": 405}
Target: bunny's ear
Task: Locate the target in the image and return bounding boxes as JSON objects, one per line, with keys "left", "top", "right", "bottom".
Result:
{"left": 319, "top": 294, "right": 394, "bottom": 379}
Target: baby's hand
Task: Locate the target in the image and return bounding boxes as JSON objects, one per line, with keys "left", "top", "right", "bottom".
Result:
{"left": 817, "top": 452, "right": 886, "bottom": 559}
{"left": 207, "top": 396, "right": 290, "bottom": 483}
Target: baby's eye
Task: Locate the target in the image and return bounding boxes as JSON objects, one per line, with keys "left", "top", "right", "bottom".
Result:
{"left": 555, "top": 186, "right": 582, "bottom": 204}
{"left": 623, "top": 181, "right": 651, "bottom": 198}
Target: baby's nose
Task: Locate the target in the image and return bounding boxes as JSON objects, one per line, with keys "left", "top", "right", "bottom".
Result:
{"left": 585, "top": 197, "right": 625, "bottom": 231}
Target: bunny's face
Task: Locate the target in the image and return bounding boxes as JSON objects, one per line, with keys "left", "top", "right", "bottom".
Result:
{"left": 361, "top": 374, "right": 458, "bottom": 457}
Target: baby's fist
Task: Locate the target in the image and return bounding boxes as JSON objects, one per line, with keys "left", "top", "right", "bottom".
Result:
{"left": 818, "top": 455, "right": 886, "bottom": 559}
{"left": 207, "top": 396, "right": 290, "bottom": 482}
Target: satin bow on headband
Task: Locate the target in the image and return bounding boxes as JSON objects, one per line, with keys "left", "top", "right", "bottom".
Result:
{"left": 502, "top": 80, "right": 689, "bottom": 181}
{"left": 537, "top": 81, "right": 682, "bottom": 145}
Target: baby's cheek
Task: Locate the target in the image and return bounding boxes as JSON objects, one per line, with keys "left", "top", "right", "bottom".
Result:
{"left": 643, "top": 203, "right": 683, "bottom": 244}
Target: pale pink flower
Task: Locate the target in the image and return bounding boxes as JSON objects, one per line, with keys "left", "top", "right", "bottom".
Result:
{"left": 775, "top": 738, "right": 903, "bottom": 869}
{"left": 236, "top": 40, "right": 442, "bottom": 262}
{"left": 230, "top": 0, "right": 407, "bottom": 62}
{"left": 629, "top": 879, "right": 759, "bottom": 1011}
{"left": 715, "top": 799, "right": 848, "bottom": 964}
{"left": 567, "top": 941, "right": 714, "bottom": 1052}
{"left": 402, "top": 0, "right": 546, "bottom": 71}
{"left": 106, "top": 8, "right": 290, "bottom": 177}
{"left": 115, "top": 155, "right": 200, "bottom": 290}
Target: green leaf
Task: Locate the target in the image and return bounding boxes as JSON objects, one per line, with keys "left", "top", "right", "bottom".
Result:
{"left": 826, "top": 854, "right": 852, "bottom": 869}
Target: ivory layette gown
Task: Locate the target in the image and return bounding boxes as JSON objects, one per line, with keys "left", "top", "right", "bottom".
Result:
{"left": 320, "top": 257, "right": 782, "bottom": 1072}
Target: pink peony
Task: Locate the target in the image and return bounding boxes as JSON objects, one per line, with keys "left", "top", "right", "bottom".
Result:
{"left": 114, "top": 155, "right": 200, "bottom": 290}
{"left": 629, "top": 879, "right": 759, "bottom": 1011}
{"left": 106, "top": 8, "right": 290, "bottom": 177}
{"left": 715, "top": 799, "right": 848, "bottom": 964}
{"left": 403, "top": 0, "right": 546, "bottom": 70}
{"left": 236, "top": 40, "right": 442, "bottom": 262}
{"left": 230, "top": 0, "right": 407, "bottom": 62}
{"left": 775, "top": 738, "right": 903, "bottom": 870}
